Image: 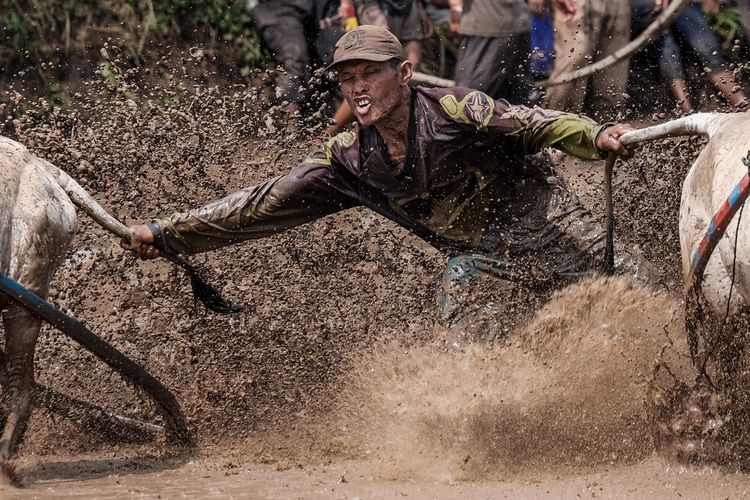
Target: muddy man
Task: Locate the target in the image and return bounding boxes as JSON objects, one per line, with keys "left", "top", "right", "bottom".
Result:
{"left": 121, "top": 25, "right": 647, "bottom": 343}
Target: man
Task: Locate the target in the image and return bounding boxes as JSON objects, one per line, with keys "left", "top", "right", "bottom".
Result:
{"left": 544, "top": 0, "right": 631, "bottom": 119}
{"left": 123, "top": 25, "right": 640, "bottom": 341}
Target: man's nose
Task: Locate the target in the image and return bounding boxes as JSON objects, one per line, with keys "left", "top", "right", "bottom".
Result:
{"left": 352, "top": 75, "right": 369, "bottom": 93}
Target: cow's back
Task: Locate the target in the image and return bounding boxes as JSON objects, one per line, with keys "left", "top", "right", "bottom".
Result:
{"left": 0, "top": 136, "right": 77, "bottom": 295}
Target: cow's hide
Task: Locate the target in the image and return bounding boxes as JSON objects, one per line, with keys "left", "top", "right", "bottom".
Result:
{"left": 0, "top": 137, "right": 77, "bottom": 298}
{"left": 621, "top": 113, "right": 750, "bottom": 316}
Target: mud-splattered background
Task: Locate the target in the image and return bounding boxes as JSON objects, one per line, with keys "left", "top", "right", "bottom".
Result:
{"left": 4, "top": 44, "right": 750, "bottom": 495}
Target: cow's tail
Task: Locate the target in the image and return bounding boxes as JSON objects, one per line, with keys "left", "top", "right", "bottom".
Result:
{"left": 619, "top": 113, "right": 730, "bottom": 146}
{"left": 44, "top": 159, "right": 243, "bottom": 314}
{"left": 42, "top": 159, "right": 133, "bottom": 241}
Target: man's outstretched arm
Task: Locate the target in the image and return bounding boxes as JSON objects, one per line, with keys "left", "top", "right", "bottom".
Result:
{"left": 493, "top": 102, "right": 634, "bottom": 160}
{"left": 433, "top": 88, "right": 634, "bottom": 160}
{"left": 122, "top": 159, "right": 357, "bottom": 259}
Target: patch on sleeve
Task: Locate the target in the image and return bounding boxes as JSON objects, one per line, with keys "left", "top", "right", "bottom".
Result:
{"left": 439, "top": 91, "right": 495, "bottom": 130}
{"left": 304, "top": 130, "right": 357, "bottom": 166}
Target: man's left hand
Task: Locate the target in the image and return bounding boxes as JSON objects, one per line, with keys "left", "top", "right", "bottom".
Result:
{"left": 596, "top": 124, "right": 635, "bottom": 158}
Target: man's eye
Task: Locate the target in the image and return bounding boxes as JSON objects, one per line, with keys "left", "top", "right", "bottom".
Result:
{"left": 340, "top": 76, "right": 354, "bottom": 83}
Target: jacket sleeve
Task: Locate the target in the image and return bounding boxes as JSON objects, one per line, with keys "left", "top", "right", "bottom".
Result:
{"left": 492, "top": 103, "right": 608, "bottom": 160}
{"left": 435, "top": 88, "right": 607, "bottom": 160}
{"left": 150, "top": 143, "right": 359, "bottom": 255}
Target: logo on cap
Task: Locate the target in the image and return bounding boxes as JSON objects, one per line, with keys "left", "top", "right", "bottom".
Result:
{"left": 343, "top": 30, "right": 363, "bottom": 50}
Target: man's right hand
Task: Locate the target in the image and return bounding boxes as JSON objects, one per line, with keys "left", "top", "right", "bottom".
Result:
{"left": 120, "top": 224, "right": 161, "bottom": 260}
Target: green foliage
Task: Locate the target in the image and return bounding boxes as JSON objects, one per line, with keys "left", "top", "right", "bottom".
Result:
{"left": 0, "top": 0, "right": 267, "bottom": 89}
{"left": 706, "top": 6, "right": 745, "bottom": 50}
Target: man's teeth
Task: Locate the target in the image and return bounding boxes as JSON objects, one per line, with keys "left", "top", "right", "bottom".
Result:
{"left": 355, "top": 97, "right": 371, "bottom": 107}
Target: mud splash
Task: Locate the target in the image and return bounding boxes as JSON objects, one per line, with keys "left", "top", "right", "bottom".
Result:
{"left": 649, "top": 307, "right": 750, "bottom": 469}
{"left": 334, "top": 276, "right": 690, "bottom": 479}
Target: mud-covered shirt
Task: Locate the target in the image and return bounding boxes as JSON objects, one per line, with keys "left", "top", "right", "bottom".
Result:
{"left": 151, "top": 86, "right": 607, "bottom": 256}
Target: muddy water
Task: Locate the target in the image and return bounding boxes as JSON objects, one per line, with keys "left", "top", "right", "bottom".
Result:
{"left": 3, "top": 47, "right": 750, "bottom": 494}
{"left": 7, "top": 454, "right": 750, "bottom": 498}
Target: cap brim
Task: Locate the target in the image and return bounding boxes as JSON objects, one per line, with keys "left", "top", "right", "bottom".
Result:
{"left": 326, "top": 53, "right": 398, "bottom": 72}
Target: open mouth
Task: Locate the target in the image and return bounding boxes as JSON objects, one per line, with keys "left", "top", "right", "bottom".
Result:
{"left": 353, "top": 96, "right": 372, "bottom": 116}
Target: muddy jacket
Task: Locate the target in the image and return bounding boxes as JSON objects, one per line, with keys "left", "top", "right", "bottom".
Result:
{"left": 150, "top": 87, "right": 607, "bottom": 256}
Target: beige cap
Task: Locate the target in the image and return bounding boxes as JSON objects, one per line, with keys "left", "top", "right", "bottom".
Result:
{"left": 328, "top": 25, "right": 405, "bottom": 70}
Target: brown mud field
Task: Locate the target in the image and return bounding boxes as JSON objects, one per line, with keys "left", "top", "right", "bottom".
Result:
{"left": 3, "top": 48, "right": 750, "bottom": 496}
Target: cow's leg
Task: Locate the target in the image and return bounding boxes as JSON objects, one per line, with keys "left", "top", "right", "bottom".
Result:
{"left": 0, "top": 300, "right": 42, "bottom": 486}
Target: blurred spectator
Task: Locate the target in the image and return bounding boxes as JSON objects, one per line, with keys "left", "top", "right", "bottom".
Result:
{"left": 544, "top": 0, "right": 631, "bottom": 119}
{"left": 248, "top": 0, "right": 343, "bottom": 123}
{"left": 357, "top": 0, "right": 430, "bottom": 66}
{"left": 420, "top": 0, "right": 461, "bottom": 79}
{"left": 632, "top": 0, "right": 747, "bottom": 113}
{"left": 452, "top": 0, "right": 536, "bottom": 103}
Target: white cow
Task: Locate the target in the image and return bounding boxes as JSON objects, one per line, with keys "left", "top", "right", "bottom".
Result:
{"left": 620, "top": 113, "right": 750, "bottom": 317}
{"left": 0, "top": 136, "right": 134, "bottom": 484}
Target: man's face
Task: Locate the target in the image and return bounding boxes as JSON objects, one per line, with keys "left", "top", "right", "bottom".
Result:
{"left": 337, "top": 59, "right": 406, "bottom": 126}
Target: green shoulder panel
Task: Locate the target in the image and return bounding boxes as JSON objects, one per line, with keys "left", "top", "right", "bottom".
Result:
{"left": 439, "top": 91, "right": 496, "bottom": 131}
{"left": 304, "top": 130, "right": 357, "bottom": 166}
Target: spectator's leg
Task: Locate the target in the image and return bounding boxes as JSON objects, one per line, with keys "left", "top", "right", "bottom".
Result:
{"left": 404, "top": 40, "right": 423, "bottom": 67}
{"left": 587, "top": 0, "right": 630, "bottom": 119}
{"left": 454, "top": 35, "right": 507, "bottom": 97}
{"left": 738, "top": 0, "right": 750, "bottom": 40}
{"left": 313, "top": 2, "right": 351, "bottom": 135}
{"left": 673, "top": 4, "right": 748, "bottom": 108}
{"left": 454, "top": 34, "right": 530, "bottom": 102}
{"left": 709, "top": 72, "right": 748, "bottom": 108}
{"left": 672, "top": 79, "right": 695, "bottom": 113}
{"left": 384, "top": 1, "right": 428, "bottom": 67}
{"left": 505, "top": 31, "right": 532, "bottom": 105}
{"left": 544, "top": 0, "right": 589, "bottom": 112}
{"left": 251, "top": 2, "right": 311, "bottom": 112}
{"left": 658, "top": 32, "right": 693, "bottom": 111}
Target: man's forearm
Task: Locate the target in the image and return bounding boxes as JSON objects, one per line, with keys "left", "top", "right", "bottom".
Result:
{"left": 148, "top": 175, "right": 347, "bottom": 255}
{"left": 516, "top": 110, "right": 605, "bottom": 160}
{"left": 538, "top": 116, "right": 607, "bottom": 160}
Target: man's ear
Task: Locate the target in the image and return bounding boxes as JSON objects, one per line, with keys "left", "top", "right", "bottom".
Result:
{"left": 399, "top": 60, "right": 413, "bottom": 86}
